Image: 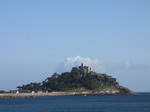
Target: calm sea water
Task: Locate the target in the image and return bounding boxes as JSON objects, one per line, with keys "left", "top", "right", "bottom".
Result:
{"left": 0, "top": 93, "right": 150, "bottom": 112}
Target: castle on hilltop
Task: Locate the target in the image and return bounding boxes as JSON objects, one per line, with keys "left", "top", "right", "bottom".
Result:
{"left": 71, "top": 63, "right": 92, "bottom": 75}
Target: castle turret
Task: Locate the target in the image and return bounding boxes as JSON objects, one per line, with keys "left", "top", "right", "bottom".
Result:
{"left": 81, "top": 63, "right": 83, "bottom": 67}
{"left": 87, "top": 66, "right": 91, "bottom": 73}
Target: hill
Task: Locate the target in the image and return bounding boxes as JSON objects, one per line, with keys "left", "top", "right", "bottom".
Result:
{"left": 17, "top": 63, "right": 136, "bottom": 95}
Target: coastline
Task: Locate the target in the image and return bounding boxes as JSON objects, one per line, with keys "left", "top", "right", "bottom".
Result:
{"left": 0, "top": 91, "right": 138, "bottom": 98}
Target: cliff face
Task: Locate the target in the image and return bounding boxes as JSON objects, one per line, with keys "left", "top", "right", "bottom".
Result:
{"left": 17, "top": 64, "right": 137, "bottom": 95}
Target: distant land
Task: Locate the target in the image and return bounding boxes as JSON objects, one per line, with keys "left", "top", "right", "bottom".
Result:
{"left": 17, "top": 63, "right": 137, "bottom": 95}
{"left": 0, "top": 63, "right": 138, "bottom": 98}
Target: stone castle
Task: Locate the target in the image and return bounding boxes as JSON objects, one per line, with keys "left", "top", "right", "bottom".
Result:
{"left": 71, "top": 63, "right": 92, "bottom": 75}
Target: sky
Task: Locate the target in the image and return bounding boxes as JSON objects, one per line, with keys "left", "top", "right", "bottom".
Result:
{"left": 0, "top": 0, "right": 150, "bottom": 92}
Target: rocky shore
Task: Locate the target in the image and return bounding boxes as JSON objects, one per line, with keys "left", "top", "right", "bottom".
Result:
{"left": 0, "top": 91, "right": 138, "bottom": 98}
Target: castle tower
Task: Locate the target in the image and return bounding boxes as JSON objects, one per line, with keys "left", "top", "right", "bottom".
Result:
{"left": 81, "top": 63, "right": 83, "bottom": 67}
{"left": 90, "top": 67, "right": 91, "bottom": 72}
{"left": 87, "top": 66, "right": 91, "bottom": 73}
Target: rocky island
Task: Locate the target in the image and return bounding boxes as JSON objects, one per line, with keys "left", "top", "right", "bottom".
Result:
{"left": 0, "top": 63, "right": 137, "bottom": 98}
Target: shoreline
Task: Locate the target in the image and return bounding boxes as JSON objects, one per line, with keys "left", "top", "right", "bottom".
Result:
{"left": 0, "top": 91, "right": 138, "bottom": 98}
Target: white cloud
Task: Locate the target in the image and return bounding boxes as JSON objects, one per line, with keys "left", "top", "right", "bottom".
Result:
{"left": 56, "top": 56, "right": 148, "bottom": 74}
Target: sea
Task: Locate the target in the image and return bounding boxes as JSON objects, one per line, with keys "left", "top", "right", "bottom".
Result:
{"left": 0, "top": 92, "right": 150, "bottom": 112}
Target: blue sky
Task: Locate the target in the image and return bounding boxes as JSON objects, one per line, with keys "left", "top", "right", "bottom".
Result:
{"left": 0, "top": 0, "right": 150, "bottom": 92}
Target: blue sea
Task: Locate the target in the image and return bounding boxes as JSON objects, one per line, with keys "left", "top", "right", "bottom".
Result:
{"left": 0, "top": 93, "right": 150, "bottom": 112}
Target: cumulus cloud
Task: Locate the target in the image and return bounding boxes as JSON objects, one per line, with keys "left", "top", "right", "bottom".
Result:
{"left": 56, "top": 56, "right": 148, "bottom": 74}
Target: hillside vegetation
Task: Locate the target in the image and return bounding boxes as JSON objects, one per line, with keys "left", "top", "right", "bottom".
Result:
{"left": 17, "top": 65, "right": 134, "bottom": 95}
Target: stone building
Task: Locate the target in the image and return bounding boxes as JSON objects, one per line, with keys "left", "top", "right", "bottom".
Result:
{"left": 71, "top": 63, "right": 91, "bottom": 75}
